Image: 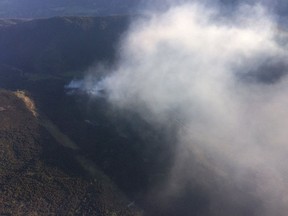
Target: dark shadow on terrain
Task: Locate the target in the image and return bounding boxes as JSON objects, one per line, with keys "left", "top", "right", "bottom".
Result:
{"left": 30, "top": 78, "right": 177, "bottom": 204}
{"left": 0, "top": 16, "right": 130, "bottom": 75}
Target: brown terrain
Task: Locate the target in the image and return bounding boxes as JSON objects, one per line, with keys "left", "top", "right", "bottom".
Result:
{"left": 0, "top": 89, "right": 142, "bottom": 215}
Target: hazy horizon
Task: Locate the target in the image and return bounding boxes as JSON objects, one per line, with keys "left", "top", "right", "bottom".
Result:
{"left": 1, "top": 0, "right": 288, "bottom": 20}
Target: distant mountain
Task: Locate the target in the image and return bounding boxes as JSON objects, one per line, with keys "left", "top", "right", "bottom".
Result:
{"left": 0, "top": 0, "right": 287, "bottom": 19}
{"left": 0, "top": 16, "right": 130, "bottom": 75}
{"left": 0, "top": 0, "right": 141, "bottom": 18}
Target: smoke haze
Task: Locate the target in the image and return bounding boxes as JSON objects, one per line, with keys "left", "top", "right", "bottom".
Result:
{"left": 69, "top": 2, "right": 288, "bottom": 215}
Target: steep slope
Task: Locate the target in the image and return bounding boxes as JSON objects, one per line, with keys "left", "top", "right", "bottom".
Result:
{"left": 0, "top": 89, "right": 142, "bottom": 215}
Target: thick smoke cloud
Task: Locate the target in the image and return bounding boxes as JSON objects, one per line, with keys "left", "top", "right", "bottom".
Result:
{"left": 69, "top": 2, "right": 288, "bottom": 215}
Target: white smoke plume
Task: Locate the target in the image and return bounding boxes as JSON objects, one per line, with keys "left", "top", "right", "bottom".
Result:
{"left": 69, "top": 2, "right": 288, "bottom": 215}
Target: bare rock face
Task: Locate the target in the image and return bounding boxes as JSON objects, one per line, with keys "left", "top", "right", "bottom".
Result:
{"left": 0, "top": 89, "right": 141, "bottom": 216}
